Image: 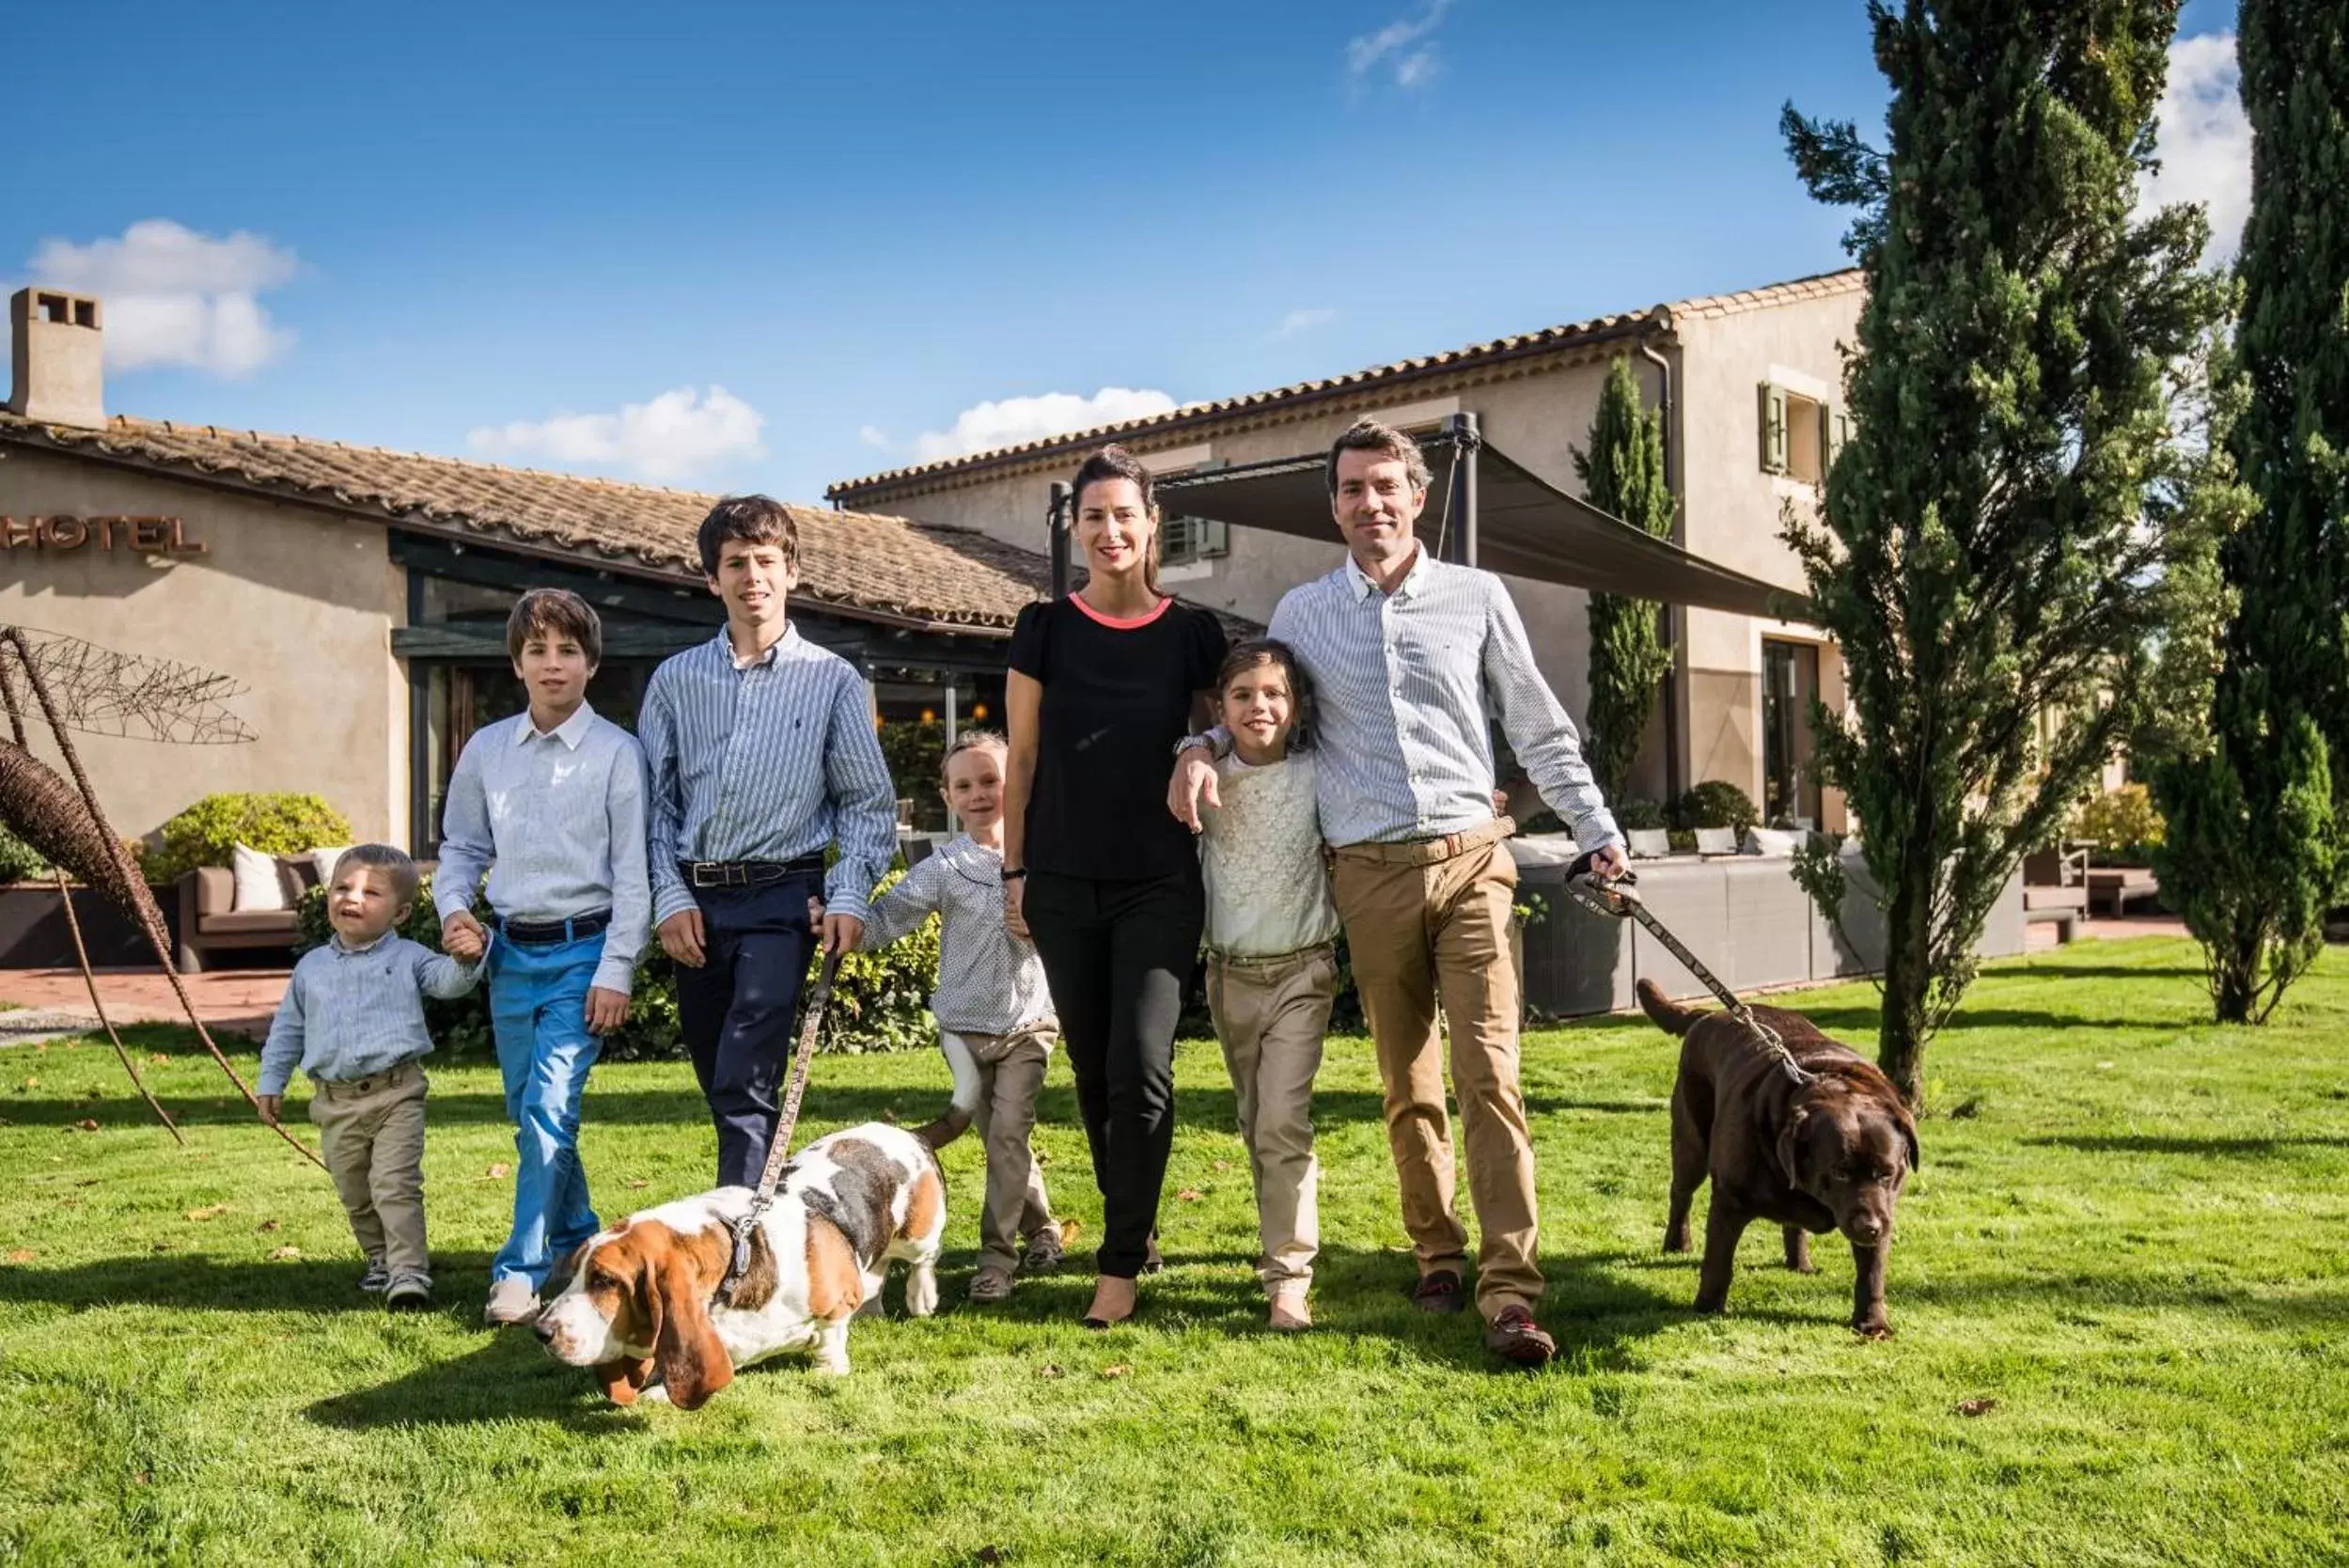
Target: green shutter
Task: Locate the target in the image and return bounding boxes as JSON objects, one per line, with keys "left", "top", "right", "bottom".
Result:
{"left": 1200, "top": 518, "right": 1229, "bottom": 558}
{"left": 1760, "top": 383, "right": 1789, "bottom": 474}
{"left": 1818, "top": 400, "right": 1837, "bottom": 478}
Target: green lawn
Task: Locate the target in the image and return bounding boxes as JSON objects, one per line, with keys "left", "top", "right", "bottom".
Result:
{"left": 2, "top": 937, "right": 2344, "bottom": 1566}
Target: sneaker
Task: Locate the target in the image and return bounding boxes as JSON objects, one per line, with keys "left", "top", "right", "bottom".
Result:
{"left": 1483, "top": 1305, "right": 1557, "bottom": 1369}
{"left": 967, "top": 1264, "right": 1015, "bottom": 1305}
{"left": 384, "top": 1276, "right": 433, "bottom": 1312}
{"left": 1410, "top": 1269, "right": 1467, "bottom": 1314}
{"left": 1020, "top": 1220, "right": 1074, "bottom": 1274}
{"left": 1267, "top": 1280, "right": 1311, "bottom": 1332}
{"left": 357, "top": 1259, "right": 389, "bottom": 1294}
{"left": 482, "top": 1276, "right": 542, "bottom": 1327}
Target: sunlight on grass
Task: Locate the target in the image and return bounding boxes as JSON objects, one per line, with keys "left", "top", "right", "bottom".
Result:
{"left": 2, "top": 937, "right": 2344, "bottom": 1564}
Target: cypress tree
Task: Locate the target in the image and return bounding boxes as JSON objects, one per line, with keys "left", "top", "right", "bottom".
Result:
{"left": 2151, "top": 5, "right": 2349, "bottom": 1022}
{"left": 1781, "top": 0, "right": 2234, "bottom": 1105}
{"left": 1575, "top": 355, "right": 1675, "bottom": 801}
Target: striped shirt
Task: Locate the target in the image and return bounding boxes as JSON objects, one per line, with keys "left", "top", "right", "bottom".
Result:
{"left": 258, "top": 932, "right": 484, "bottom": 1095}
{"left": 432, "top": 701, "right": 651, "bottom": 996}
{"left": 1265, "top": 549, "right": 1621, "bottom": 852}
{"left": 640, "top": 625, "right": 899, "bottom": 927}
{"left": 860, "top": 836, "right": 1056, "bottom": 1037}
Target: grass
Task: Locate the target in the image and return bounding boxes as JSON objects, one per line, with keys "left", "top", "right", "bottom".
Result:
{"left": 1, "top": 935, "right": 2344, "bottom": 1566}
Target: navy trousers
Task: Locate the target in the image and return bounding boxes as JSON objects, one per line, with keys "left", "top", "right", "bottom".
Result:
{"left": 673, "top": 872, "right": 822, "bottom": 1188}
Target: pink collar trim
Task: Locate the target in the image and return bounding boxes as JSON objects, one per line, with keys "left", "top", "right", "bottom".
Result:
{"left": 1068, "top": 592, "right": 1174, "bottom": 630}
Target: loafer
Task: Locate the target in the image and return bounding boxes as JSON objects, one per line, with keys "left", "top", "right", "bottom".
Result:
{"left": 1410, "top": 1269, "right": 1467, "bottom": 1314}
{"left": 1483, "top": 1306, "right": 1557, "bottom": 1369}
{"left": 483, "top": 1276, "right": 542, "bottom": 1327}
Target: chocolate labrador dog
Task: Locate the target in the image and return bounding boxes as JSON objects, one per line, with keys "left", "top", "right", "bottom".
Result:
{"left": 1636, "top": 979, "right": 1918, "bottom": 1338}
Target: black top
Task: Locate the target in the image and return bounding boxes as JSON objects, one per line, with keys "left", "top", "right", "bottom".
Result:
{"left": 1009, "top": 594, "right": 1228, "bottom": 880}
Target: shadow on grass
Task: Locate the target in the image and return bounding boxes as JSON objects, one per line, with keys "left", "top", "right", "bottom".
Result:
{"left": 2028, "top": 1133, "right": 2349, "bottom": 1157}
{"left": 307, "top": 1334, "right": 652, "bottom": 1433}
{"left": 0, "top": 1250, "right": 501, "bottom": 1316}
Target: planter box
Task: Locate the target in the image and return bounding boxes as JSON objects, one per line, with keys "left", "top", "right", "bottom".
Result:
{"left": 0, "top": 883, "right": 180, "bottom": 969}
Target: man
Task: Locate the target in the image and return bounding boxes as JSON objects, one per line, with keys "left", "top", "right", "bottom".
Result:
{"left": 639, "top": 495, "right": 897, "bottom": 1188}
{"left": 1170, "top": 418, "right": 1626, "bottom": 1368}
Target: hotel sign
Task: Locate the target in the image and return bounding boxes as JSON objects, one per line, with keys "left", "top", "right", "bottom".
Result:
{"left": 1, "top": 516, "right": 208, "bottom": 556}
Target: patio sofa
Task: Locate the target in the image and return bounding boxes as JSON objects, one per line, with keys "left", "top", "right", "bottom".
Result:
{"left": 175, "top": 856, "right": 321, "bottom": 972}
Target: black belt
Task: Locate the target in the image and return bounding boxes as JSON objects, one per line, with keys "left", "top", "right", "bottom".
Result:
{"left": 681, "top": 855, "right": 824, "bottom": 890}
{"left": 491, "top": 908, "right": 613, "bottom": 946}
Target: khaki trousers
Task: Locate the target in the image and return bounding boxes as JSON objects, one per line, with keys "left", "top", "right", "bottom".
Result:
{"left": 1207, "top": 945, "right": 1336, "bottom": 1288}
{"left": 307, "top": 1060, "right": 430, "bottom": 1286}
{"left": 1333, "top": 823, "right": 1539, "bottom": 1318}
{"left": 944, "top": 1024, "right": 1058, "bottom": 1271}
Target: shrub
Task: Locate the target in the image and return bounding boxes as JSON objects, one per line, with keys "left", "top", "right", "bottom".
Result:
{"left": 0, "top": 822, "right": 49, "bottom": 884}
{"left": 1669, "top": 780, "right": 1760, "bottom": 834}
{"left": 877, "top": 721, "right": 947, "bottom": 829}
{"left": 145, "top": 792, "right": 354, "bottom": 886}
{"left": 2071, "top": 782, "right": 2165, "bottom": 866}
{"left": 295, "top": 865, "right": 941, "bottom": 1063}
{"left": 1614, "top": 798, "right": 1668, "bottom": 832}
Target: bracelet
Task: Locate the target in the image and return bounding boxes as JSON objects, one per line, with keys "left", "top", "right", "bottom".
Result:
{"left": 1000, "top": 868, "right": 1029, "bottom": 884}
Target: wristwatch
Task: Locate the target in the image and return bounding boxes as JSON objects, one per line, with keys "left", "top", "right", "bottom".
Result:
{"left": 1000, "top": 867, "right": 1029, "bottom": 884}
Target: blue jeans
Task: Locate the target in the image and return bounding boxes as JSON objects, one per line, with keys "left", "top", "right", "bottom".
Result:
{"left": 486, "top": 933, "right": 604, "bottom": 1290}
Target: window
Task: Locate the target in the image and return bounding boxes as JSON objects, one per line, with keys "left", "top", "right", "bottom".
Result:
{"left": 1762, "top": 638, "right": 1823, "bottom": 829}
{"left": 1161, "top": 515, "right": 1229, "bottom": 568}
{"left": 1760, "top": 384, "right": 1839, "bottom": 483}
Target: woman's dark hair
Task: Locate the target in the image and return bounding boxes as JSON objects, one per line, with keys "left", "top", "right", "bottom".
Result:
{"left": 696, "top": 494, "right": 799, "bottom": 578}
{"left": 1214, "top": 637, "right": 1315, "bottom": 752}
{"left": 1070, "top": 445, "right": 1161, "bottom": 593}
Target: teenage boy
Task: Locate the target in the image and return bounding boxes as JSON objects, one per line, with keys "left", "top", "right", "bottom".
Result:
{"left": 640, "top": 495, "right": 898, "bottom": 1188}
{"left": 438, "top": 588, "right": 651, "bottom": 1327}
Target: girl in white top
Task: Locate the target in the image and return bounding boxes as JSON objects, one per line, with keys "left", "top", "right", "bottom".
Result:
{"left": 1198, "top": 639, "right": 1340, "bottom": 1330}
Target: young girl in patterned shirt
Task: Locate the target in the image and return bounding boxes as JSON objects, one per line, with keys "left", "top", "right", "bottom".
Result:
{"left": 858, "top": 730, "right": 1071, "bottom": 1304}
{"left": 1197, "top": 640, "right": 1340, "bottom": 1330}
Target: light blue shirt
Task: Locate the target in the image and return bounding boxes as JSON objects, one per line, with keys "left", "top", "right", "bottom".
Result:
{"left": 258, "top": 931, "right": 483, "bottom": 1096}
{"left": 639, "top": 624, "right": 899, "bottom": 927}
{"left": 1265, "top": 549, "right": 1622, "bottom": 853}
{"left": 432, "top": 701, "right": 652, "bottom": 996}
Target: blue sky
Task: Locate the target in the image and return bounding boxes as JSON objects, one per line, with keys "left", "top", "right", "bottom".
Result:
{"left": 7, "top": 0, "right": 2245, "bottom": 505}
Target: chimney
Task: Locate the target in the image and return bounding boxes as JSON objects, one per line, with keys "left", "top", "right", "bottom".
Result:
{"left": 8, "top": 287, "right": 105, "bottom": 430}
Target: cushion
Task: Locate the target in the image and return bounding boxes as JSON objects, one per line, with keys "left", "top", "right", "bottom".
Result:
{"left": 1745, "top": 827, "right": 1804, "bottom": 857}
{"left": 1626, "top": 828, "right": 1674, "bottom": 860}
{"left": 230, "top": 842, "right": 288, "bottom": 912}
{"left": 305, "top": 846, "right": 352, "bottom": 889}
{"left": 1694, "top": 826, "right": 1740, "bottom": 855}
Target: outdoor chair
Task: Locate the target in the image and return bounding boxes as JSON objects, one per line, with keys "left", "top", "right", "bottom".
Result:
{"left": 175, "top": 856, "right": 319, "bottom": 973}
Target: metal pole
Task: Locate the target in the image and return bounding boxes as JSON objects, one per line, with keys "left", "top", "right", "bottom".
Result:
{"left": 1047, "top": 481, "right": 1073, "bottom": 599}
{"left": 1442, "top": 411, "right": 1481, "bottom": 568}
{"left": 943, "top": 680, "right": 960, "bottom": 835}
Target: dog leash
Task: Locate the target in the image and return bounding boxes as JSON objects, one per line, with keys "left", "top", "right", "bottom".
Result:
{"left": 1565, "top": 861, "right": 1815, "bottom": 1087}
{"left": 718, "top": 947, "right": 843, "bottom": 1307}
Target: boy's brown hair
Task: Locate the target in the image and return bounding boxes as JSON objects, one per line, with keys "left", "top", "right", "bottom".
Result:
{"left": 697, "top": 494, "right": 800, "bottom": 577}
{"left": 505, "top": 587, "right": 603, "bottom": 666}
{"left": 330, "top": 843, "right": 421, "bottom": 910}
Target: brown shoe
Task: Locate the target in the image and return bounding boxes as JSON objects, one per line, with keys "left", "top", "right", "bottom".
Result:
{"left": 1483, "top": 1306, "right": 1557, "bottom": 1368}
{"left": 1410, "top": 1269, "right": 1467, "bottom": 1314}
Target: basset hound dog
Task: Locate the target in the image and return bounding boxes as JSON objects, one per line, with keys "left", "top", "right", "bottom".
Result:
{"left": 535, "top": 1115, "right": 963, "bottom": 1407}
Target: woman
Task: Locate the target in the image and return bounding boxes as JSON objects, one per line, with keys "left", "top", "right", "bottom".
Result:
{"left": 1003, "top": 445, "right": 1227, "bottom": 1327}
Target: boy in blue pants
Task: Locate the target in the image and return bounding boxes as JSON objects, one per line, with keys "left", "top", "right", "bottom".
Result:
{"left": 437, "top": 588, "right": 651, "bottom": 1327}
{"left": 640, "top": 495, "right": 897, "bottom": 1188}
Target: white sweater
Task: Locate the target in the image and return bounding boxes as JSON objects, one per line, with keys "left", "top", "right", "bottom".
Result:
{"left": 1198, "top": 752, "right": 1340, "bottom": 959}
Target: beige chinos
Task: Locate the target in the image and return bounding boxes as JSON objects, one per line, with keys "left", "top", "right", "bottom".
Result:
{"left": 1207, "top": 944, "right": 1337, "bottom": 1287}
{"left": 308, "top": 1060, "right": 431, "bottom": 1285}
{"left": 947, "top": 1023, "right": 1059, "bottom": 1271}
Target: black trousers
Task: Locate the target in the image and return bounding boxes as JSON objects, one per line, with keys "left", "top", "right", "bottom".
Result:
{"left": 1024, "top": 867, "right": 1202, "bottom": 1278}
{"left": 673, "top": 872, "right": 822, "bottom": 1188}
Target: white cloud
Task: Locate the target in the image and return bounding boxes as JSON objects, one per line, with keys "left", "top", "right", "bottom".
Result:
{"left": 468, "top": 386, "right": 767, "bottom": 483}
{"left": 2140, "top": 32, "right": 2251, "bottom": 266}
{"left": 912, "top": 387, "right": 1180, "bottom": 463}
{"left": 25, "top": 219, "right": 301, "bottom": 377}
{"left": 1276, "top": 306, "right": 1338, "bottom": 338}
{"left": 858, "top": 424, "right": 891, "bottom": 448}
{"left": 1346, "top": 0, "right": 1454, "bottom": 90}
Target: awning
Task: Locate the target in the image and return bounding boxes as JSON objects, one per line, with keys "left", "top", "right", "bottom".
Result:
{"left": 1150, "top": 434, "right": 1809, "bottom": 620}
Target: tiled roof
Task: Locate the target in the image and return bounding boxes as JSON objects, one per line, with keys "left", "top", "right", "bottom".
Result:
{"left": 829, "top": 268, "right": 1866, "bottom": 499}
{"left": 0, "top": 412, "right": 1050, "bottom": 631}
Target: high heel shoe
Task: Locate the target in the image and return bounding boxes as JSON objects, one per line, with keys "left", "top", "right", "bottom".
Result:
{"left": 1082, "top": 1275, "right": 1138, "bottom": 1329}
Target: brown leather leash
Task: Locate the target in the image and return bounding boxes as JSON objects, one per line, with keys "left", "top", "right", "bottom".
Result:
{"left": 718, "top": 948, "right": 842, "bottom": 1307}
{"left": 1566, "top": 864, "right": 1814, "bottom": 1087}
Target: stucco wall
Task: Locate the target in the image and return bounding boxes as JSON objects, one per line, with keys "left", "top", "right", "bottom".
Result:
{"left": 0, "top": 448, "right": 409, "bottom": 843}
{"left": 1670, "top": 290, "right": 1862, "bottom": 823}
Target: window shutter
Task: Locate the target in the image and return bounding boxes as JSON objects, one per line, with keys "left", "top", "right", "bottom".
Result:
{"left": 1833, "top": 409, "right": 1852, "bottom": 457}
{"left": 1199, "top": 518, "right": 1229, "bottom": 558}
{"left": 1760, "top": 383, "right": 1789, "bottom": 474}
{"left": 1818, "top": 401, "right": 1837, "bottom": 478}
{"left": 1163, "top": 517, "right": 1194, "bottom": 564}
